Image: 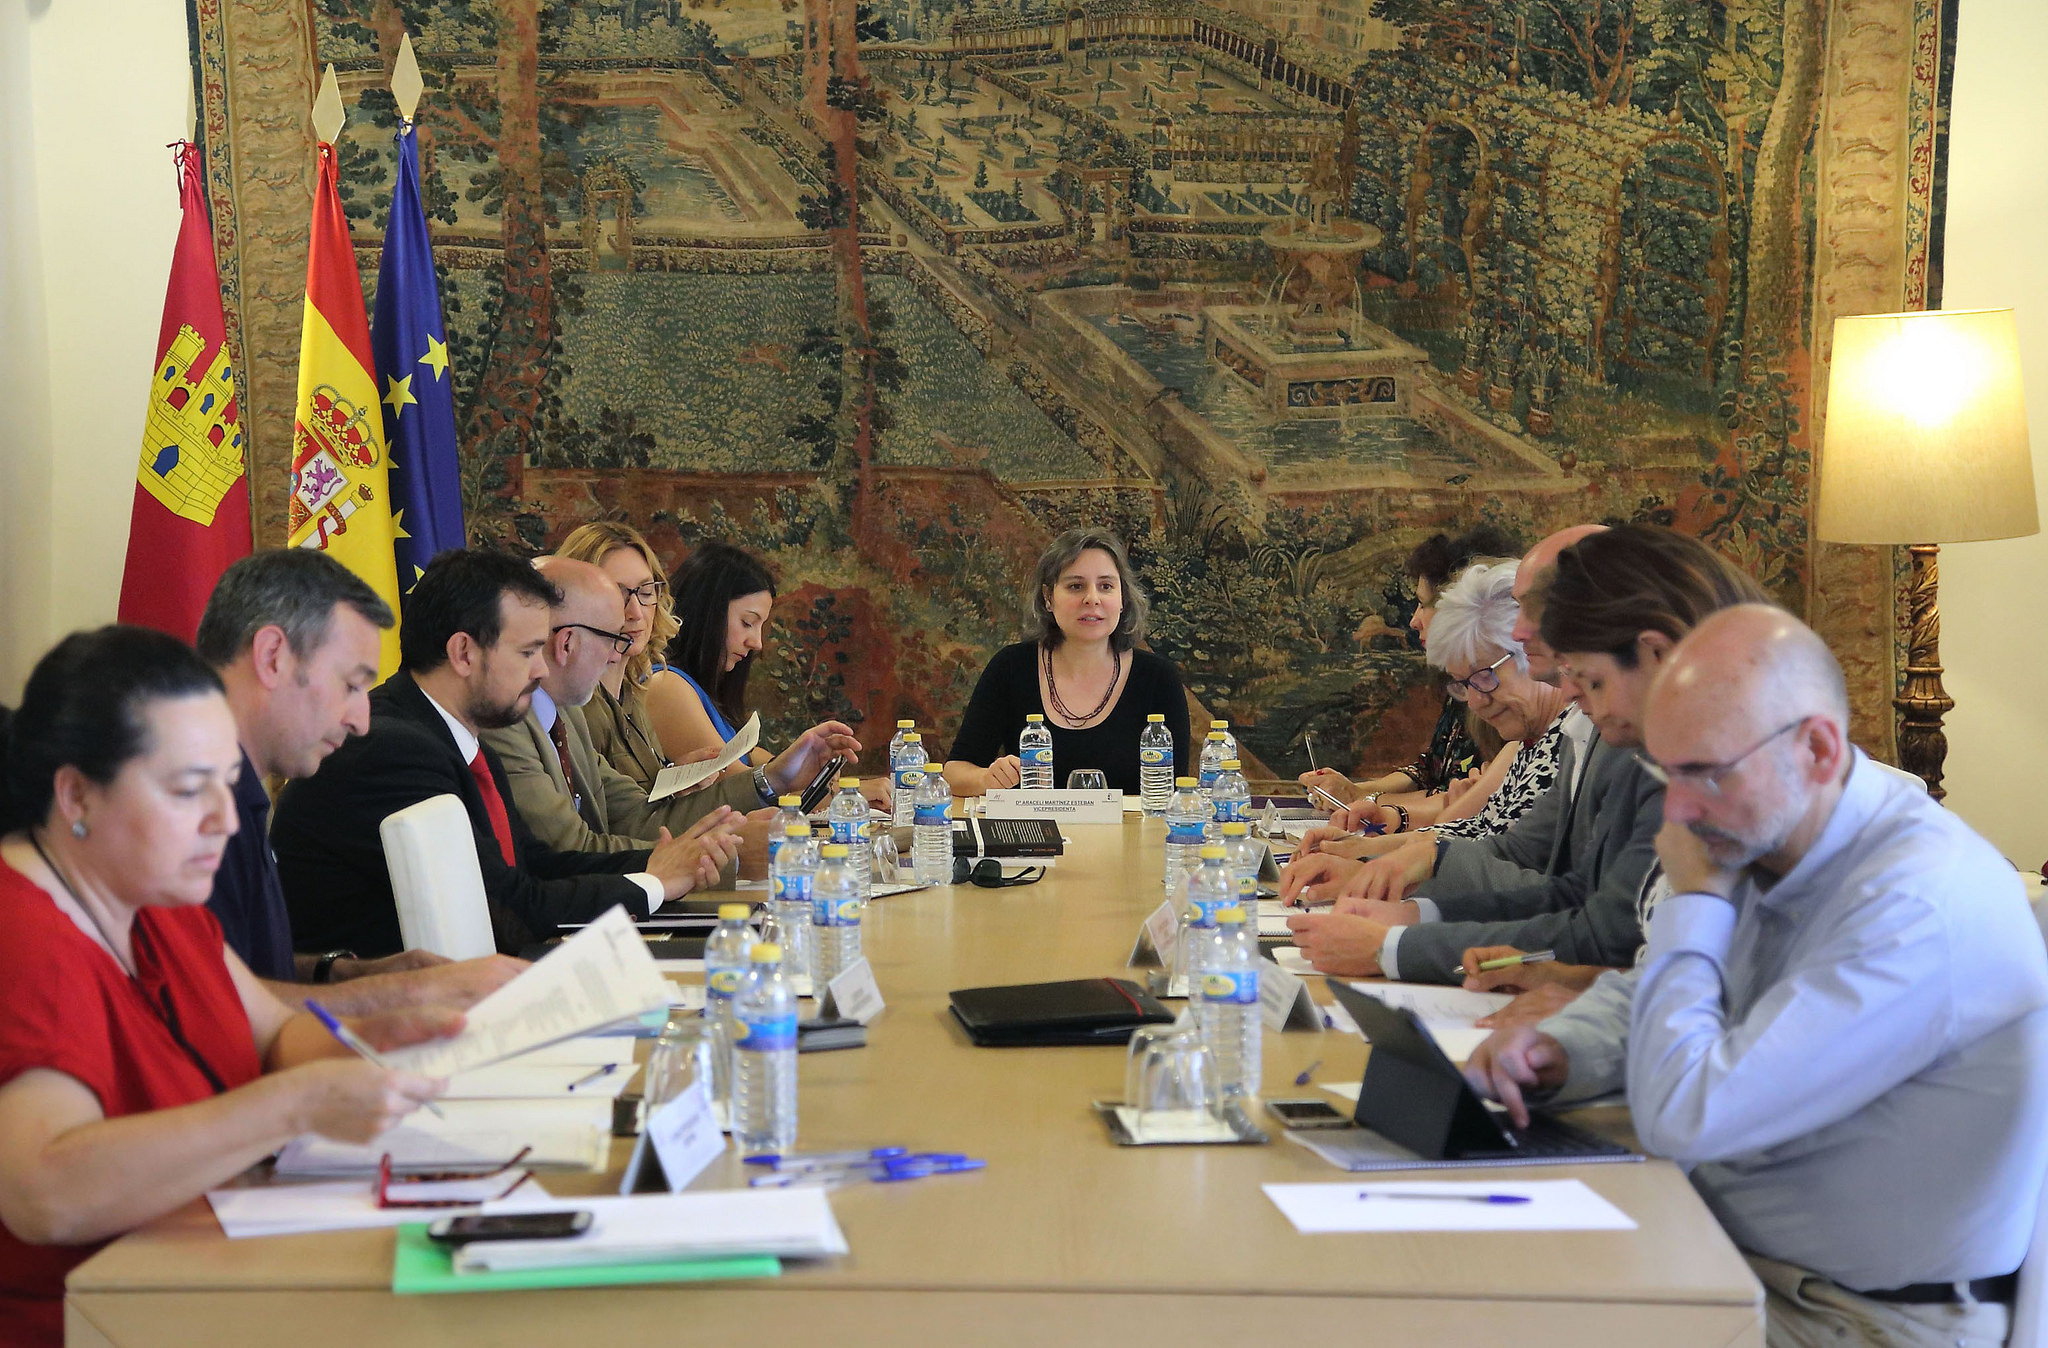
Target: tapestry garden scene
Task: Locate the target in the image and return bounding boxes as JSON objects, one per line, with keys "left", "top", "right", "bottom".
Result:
{"left": 192, "top": 0, "right": 1950, "bottom": 775}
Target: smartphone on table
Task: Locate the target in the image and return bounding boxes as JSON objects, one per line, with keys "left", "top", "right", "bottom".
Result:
{"left": 426, "top": 1211, "right": 593, "bottom": 1245}
{"left": 1265, "top": 1097, "right": 1352, "bottom": 1130}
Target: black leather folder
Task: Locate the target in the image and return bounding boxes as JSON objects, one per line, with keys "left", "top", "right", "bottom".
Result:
{"left": 949, "top": 977, "right": 1175, "bottom": 1046}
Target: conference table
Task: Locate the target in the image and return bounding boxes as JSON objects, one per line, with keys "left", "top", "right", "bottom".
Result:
{"left": 65, "top": 815, "right": 1764, "bottom": 1346}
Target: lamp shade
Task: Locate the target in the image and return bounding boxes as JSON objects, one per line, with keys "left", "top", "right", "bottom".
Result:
{"left": 1816, "top": 307, "right": 2038, "bottom": 544}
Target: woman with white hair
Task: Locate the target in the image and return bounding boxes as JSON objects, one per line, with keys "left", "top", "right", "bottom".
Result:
{"left": 1311, "top": 560, "right": 1572, "bottom": 860}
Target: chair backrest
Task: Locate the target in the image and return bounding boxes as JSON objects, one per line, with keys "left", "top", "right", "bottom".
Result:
{"left": 2009, "top": 880, "right": 2048, "bottom": 1348}
{"left": 380, "top": 793, "right": 495, "bottom": 961}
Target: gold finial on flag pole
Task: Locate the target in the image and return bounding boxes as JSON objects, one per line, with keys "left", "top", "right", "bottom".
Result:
{"left": 392, "top": 33, "right": 424, "bottom": 124}
{"left": 312, "top": 63, "right": 345, "bottom": 145}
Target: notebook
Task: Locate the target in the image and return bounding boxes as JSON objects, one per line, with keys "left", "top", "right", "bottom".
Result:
{"left": 948, "top": 977, "right": 1175, "bottom": 1046}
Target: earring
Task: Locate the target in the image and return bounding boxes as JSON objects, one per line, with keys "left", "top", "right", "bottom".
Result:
{"left": 71, "top": 820, "right": 88, "bottom": 839}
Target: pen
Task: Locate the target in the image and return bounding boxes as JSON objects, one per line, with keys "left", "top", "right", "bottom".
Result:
{"left": 743, "top": 1146, "right": 911, "bottom": 1167}
{"left": 1294, "top": 1059, "right": 1322, "bottom": 1086}
{"left": 1450, "top": 949, "right": 1558, "bottom": 979}
{"left": 749, "top": 1157, "right": 987, "bottom": 1188}
{"left": 1303, "top": 781, "right": 1350, "bottom": 814}
{"left": 1303, "top": 731, "right": 1319, "bottom": 771}
{"left": 304, "top": 1000, "right": 444, "bottom": 1119}
{"left": 1358, "top": 1191, "right": 1532, "bottom": 1205}
{"left": 566, "top": 1063, "right": 618, "bottom": 1092}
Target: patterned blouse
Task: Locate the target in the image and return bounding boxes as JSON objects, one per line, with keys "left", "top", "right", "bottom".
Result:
{"left": 1432, "top": 710, "right": 1569, "bottom": 841}
{"left": 1403, "top": 697, "right": 1482, "bottom": 794}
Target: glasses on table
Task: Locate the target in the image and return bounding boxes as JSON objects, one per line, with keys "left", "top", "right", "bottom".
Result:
{"left": 1636, "top": 718, "right": 1809, "bottom": 797}
{"left": 374, "top": 1147, "right": 533, "bottom": 1209}
{"left": 1067, "top": 769, "right": 1108, "bottom": 791}
{"left": 617, "top": 580, "right": 667, "bottom": 608}
{"left": 1444, "top": 652, "right": 1514, "bottom": 703}
{"left": 553, "top": 622, "right": 634, "bottom": 655}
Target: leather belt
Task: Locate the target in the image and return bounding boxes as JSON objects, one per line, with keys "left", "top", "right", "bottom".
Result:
{"left": 1859, "top": 1272, "right": 2017, "bottom": 1305}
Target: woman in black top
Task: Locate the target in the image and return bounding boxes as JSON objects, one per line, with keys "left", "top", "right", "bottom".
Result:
{"left": 945, "top": 529, "right": 1191, "bottom": 797}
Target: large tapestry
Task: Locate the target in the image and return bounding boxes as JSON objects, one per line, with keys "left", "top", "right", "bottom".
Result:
{"left": 191, "top": 0, "right": 1952, "bottom": 777}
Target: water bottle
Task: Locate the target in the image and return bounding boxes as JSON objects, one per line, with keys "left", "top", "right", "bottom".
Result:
{"left": 1163, "top": 777, "right": 1207, "bottom": 897}
{"left": 1138, "top": 713, "right": 1174, "bottom": 815}
{"left": 765, "top": 793, "right": 805, "bottom": 871}
{"left": 1197, "top": 731, "right": 1227, "bottom": 799}
{"left": 733, "top": 942, "right": 798, "bottom": 1153}
{"left": 702, "top": 903, "right": 754, "bottom": 1108}
{"left": 1018, "top": 713, "right": 1054, "bottom": 789}
{"left": 912, "top": 770, "right": 953, "bottom": 884}
{"left": 828, "top": 776, "right": 872, "bottom": 897}
{"left": 891, "top": 728, "right": 924, "bottom": 828}
{"left": 1192, "top": 905, "right": 1261, "bottom": 1102}
{"left": 1219, "top": 821, "right": 1262, "bottom": 919}
{"left": 1211, "top": 758, "right": 1251, "bottom": 834}
{"left": 1174, "top": 844, "right": 1233, "bottom": 991}
{"left": 1210, "top": 719, "right": 1239, "bottom": 763}
{"left": 888, "top": 718, "right": 915, "bottom": 775}
{"left": 768, "top": 823, "right": 817, "bottom": 984}
{"left": 811, "top": 842, "right": 864, "bottom": 991}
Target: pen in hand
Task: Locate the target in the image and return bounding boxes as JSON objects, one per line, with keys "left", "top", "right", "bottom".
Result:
{"left": 304, "top": 1000, "right": 445, "bottom": 1119}
{"left": 1451, "top": 949, "right": 1558, "bottom": 979}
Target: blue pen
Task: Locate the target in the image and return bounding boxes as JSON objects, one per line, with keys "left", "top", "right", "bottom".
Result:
{"left": 1358, "top": 1191, "right": 1531, "bottom": 1205}
{"left": 749, "top": 1157, "right": 987, "bottom": 1188}
{"left": 304, "top": 1000, "right": 445, "bottom": 1119}
{"left": 744, "top": 1146, "right": 910, "bottom": 1168}
{"left": 566, "top": 1063, "right": 618, "bottom": 1091}
{"left": 764, "top": 1151, "right": 967, "bottom": 1175}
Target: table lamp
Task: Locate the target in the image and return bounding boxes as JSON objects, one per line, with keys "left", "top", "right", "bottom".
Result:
{"left": 1817, "top": 307, "right": 2038, "bottom": 801}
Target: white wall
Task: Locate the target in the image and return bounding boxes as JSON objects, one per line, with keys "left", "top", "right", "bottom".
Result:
{"left": 1932, "top": 0, "right": 2048, "bottom": 866}
{"left": 0, "top": 0, "right": 189, "bottom": 703}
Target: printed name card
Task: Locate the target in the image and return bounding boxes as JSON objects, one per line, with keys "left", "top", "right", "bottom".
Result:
{"left": 821, "top": 956, "right": 886, "bottom": 1025}
{"left": 1259, "top": 956, "right": 1324, "bottom": 1032}
{"left": 1128, "top": 898, "right": 1179, "bottom": 968}
{"left": 981, "top": 789, "right": 1124, "bottom": 824}
{"left": 621, "top": 1077, "right": 724, "bottom": 1194}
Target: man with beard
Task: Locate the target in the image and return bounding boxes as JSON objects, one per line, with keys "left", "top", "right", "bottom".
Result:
{"left": 272, "top": 549, "right": 743, "bottom": 958}
{"left": 1466, "top": 605, "right": 2048, "bottom": 1347}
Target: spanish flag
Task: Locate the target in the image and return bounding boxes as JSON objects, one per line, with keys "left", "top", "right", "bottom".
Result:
{"left": 287, "top": 140, "right": 403, "bottom": 676}
{"left": 116, "top": 142, "right": 252, "bottom": 641}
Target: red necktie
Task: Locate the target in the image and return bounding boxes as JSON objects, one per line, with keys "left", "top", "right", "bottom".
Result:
{"left": 548, "top": 719, "right": 579, "bottom": 799}
{"left": 467, "top": 749, "right": 517, "bottom": 868}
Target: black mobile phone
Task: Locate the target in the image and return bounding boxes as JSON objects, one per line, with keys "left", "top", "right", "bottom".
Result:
{"left": 797, "top": 756, "right": 844, "bottom": 813}
{"left": 1265, "top": 1097, "right": 1353, "bottom": 1129}
{"left": 426, "top": 1210, "right": 594, "bottom": 1245}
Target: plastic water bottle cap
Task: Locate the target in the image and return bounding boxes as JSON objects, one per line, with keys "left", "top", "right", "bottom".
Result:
{"left": 1222, "top": 760, "right": 1241, "bottom": 771}
{"left": 1207, "top": 731, "right": 1224, "bottom": 741}
{"left": 778, "top": 794, "right": 801, "bottom": 807}
{"left": 1175, "top": 777, "right": 1197, "bottom": 787}
{"left": 1146, "top": 713, "right": 1165, "bottom": 722}
{"left": 1211, "top": 720, "right": 1229, "bottom": 729}
{"left": 1221, "top": 822, "right": 1249, "bottom": 836}
{"left": 904, "top": 732, "right": 921, "bottom": 743}
{"left": 1025, "top": 713, "right": 1045, "bottom": 723}
{"left": 821, "top": 843, "right": 849, "bottom": 858}
{"left": 897, "top": 720, "right": 915, "bottom": 729}
{"left": 749, "top": 942, "right": 782, "bottom": 962}
{"left": 786, "top": 823, "right": 813, "bottom": 837}
{"left": 1199, "top": 845, "right": 1226, "bottom": 860}
{"left": 719, "top": 903, "right": 751, "bottom": 920}
{"left": 838, "top": 776, "right": 860, "bottom": 788}
{"left": 1215, "top": 906, "right": 1245, "bottom": 923}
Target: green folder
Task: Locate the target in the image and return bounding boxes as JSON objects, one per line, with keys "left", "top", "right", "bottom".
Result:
{"left": 392, "top": 1224, "right": 782, "bottom": 1294}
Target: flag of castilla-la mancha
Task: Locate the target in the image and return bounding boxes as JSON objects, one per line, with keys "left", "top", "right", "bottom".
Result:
{"left": 287, "top": 139, "right": 403, "bottom": 677}
{"left": 116, "top": 142, "right": 253, "bottom": 641}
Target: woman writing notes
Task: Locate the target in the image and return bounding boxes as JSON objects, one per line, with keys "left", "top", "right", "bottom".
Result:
{"left": 0, "top": 629, "right": 448, "bottom": 1347}
{"left": 945, "top": 529, "right": 1192, "bottom": 798}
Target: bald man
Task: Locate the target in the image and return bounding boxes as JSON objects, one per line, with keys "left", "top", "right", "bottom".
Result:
{"left": 480, "top": 556, "right": 769, "bottom": 871}
{"left": 1467, "top": 606, "right": 2048, "bottom": 1347}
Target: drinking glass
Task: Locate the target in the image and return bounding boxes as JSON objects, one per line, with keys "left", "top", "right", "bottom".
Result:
{"left": 1067, "top": 769, "right": 1109, "bottom": 792}
{"left": 643, "top": 1009, "right": 715, "bottom": 1110}
{"left": 1123, "top": 1016, "right": 1218, "bottom": 1121}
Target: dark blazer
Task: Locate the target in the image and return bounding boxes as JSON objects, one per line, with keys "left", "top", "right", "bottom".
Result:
{"left": 274, "top": 670, "right": 654, "bottom": 957}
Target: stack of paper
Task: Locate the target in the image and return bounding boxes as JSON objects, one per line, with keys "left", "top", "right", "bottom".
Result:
{"left": 275, "top": 1099, "right": 612, "bottom": 1176}
{"left": 1344, "top": 982, "right": 1511, "bottom": 1062}
{"left": 454, "top": 1188, "right": 849, "bottom": 1272}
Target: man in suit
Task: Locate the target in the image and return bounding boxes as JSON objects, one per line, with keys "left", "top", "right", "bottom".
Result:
{"left": 480, "top": 556, "right": 778, "bottom": 862}
{"left": 272, "top": 548, "right": 745, "bottom": 958}
{"left": 197, "top": 547, "right": 522, "bottom": 1008}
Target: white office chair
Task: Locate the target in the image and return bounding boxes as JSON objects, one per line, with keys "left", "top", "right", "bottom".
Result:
{"left": 2010, "top": 879, "right": 2048, "bottom": 1348}
{"left": 380, "top": 793, "right": 495, "bottom": 961}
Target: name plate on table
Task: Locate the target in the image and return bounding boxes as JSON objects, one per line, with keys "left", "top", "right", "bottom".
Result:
{"left": 819, "top": 956, "right": 885, "bottom": 1025}
{"left": 982, "top": 789, "right": 1124, "bottom": 825}
{"left": 621, "top": 1078, "right": 724, "bottom": 1194}
{"left": 1127, "top": 898, "right": 1180, "bottom": 969}
{"left": 1258, "top": 957, "right": 1324, "bottom": 1032}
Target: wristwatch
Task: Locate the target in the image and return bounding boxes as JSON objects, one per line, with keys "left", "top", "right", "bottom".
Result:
{"left": 312, "top": 949, "right": 355, "bottom": 984}
{"left": 752, "top": 766, "right": 776, "bottom": 805}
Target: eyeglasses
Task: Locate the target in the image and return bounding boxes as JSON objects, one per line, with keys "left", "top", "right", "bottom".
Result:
{"left": 1444, "top": 651, "right": 1514, "bottom": 702}
{"left": 618, "top": 580, "right": 666, "bottom": 608}
{"left": 553, "top": 622, "right": 633, "bottom": 655}
{"left": 1637, "top": 718, "right": 1808, "bottom": 796}
{"left": 951, "top": 857, "right": 1047, "bottom": 888}
{"left": 374, "top": 1147, "right": 533, "bottom": 1209}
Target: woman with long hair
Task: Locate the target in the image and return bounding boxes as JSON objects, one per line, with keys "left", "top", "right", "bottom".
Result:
{"left": 553, "top": 521, "right": 682, "bottom": 792}
{"left": 645, "top": 541, "right": 778, "bottom": 767}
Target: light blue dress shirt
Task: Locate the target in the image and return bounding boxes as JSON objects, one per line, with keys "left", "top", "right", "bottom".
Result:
{"left": 1541, "top": 750, "right": 2048, "bottom": 1291}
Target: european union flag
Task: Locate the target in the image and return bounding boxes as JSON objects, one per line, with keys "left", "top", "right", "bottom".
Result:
{"left": 370, "top": 122, "right": 464, "bottom": 600}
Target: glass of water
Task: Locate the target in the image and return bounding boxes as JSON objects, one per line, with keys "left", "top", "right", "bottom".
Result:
{"left": 1067, "top": 769, "right": 1109, "bottom": 792}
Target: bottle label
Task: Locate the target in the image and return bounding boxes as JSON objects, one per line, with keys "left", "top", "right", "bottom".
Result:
{"left": 1213, "top": 799, "right": 1246, "bottom": 825}
{"left": 706, "top": 967, "right": 743, "bottom": 999}
{"left": 1023, "top": 747, "right": 1053, "bottom": 766}
{"left": 1199, "top": 971, "right": 1259, "bottom": 1005}
{"left": 1166, "top": 823, "right": 1206, "bottom": 846}
{"left": 914, "top": 802, "right": 949, "bottom": 826}
{"left": 737, "top": 1011, "right": 798, "bottom": 1052}
{"left": 831, "top": 821, "right": 863, "bottom": 848}
{"left": 813, "top": 893, "right": 862, "bottom": 927}
{"left": 1235, "top": 874, "right": 1257, "bottom": 903}
{"left": 772, "top": 874, "right": 813, "bottom": 905}
{"left": 1140, "top": 747, "right": 1169, "bottom": 766}
{"left": 896, "top": 767, "right": 925, "bottom": 794}
{"left": 1199, "top": 768, "right": 1221, "bottom": 791}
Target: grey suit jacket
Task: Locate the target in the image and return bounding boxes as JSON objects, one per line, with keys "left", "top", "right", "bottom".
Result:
{"left": 482, "top": 704, "right": 757, "bottom": 870}
{"left": 1396, "top": 735, "right": 1664, "bottom": 981}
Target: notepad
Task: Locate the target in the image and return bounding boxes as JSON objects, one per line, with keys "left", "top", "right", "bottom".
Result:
{"left": 392, "top": 1223, "right": 779, "bottom": 1294}
{"left": 1263, "top": 1180, "right": 1637, "bottom": 1233}
{"left": 457, "top": 1187, "right": 849, "bottom": 1272}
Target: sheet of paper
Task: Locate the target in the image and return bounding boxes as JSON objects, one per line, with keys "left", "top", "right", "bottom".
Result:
{"left": 666, "top": 983, "right": 707, "bottom": 1012}
{"left": 1341, "top": 981, "right": 1508, "bottom": 1062}
{"left": 656, "top": 958, "right": 706, "bottom": 974}
{"left": 463, "top": 1186, "right": 848, "bottom": 1270}
{"left": 207, "top": 1178, "right": 536, "bottom": 1239}
{"left": 275, "top": 1100, "right": 611, "bottom": 1176}
{"left": 1257, "top": 898, "right": 1299, "bottom": 937}
{"left": 506, "top": 1037, "right": 637, "bottom": 1067}
{"left": 1270, "top": 946, "right": 1322, "bottom": 977}
{"left": 1262, "top": 1180, "right": 1637, "bottom": 1233}
{"left": 648, "top": 712, "right": 760, "bottom": 801}
{"left": 1320, "top": 1081, "right": 1362, "bottom": 1102}
{"left": 1113, "top": 1106, "right": 1242, "bottom": 1144}
{"left": 440, "top": 1062, "right": 635, "bottom": 1101}
{"left": 382, "top": 907, "right": 672, "bottom": 1078}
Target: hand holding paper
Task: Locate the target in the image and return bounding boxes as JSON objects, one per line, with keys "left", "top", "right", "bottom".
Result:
{"left": 650, "top": 713, "right": 761, "bottom": 801}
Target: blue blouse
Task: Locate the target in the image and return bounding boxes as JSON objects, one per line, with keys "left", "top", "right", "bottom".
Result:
{"left": 657, "top": 663, "right": 738, "bottom": 742}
